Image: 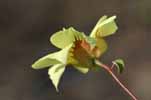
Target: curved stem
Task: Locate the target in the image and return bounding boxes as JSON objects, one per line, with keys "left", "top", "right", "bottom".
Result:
{"left": 95, "top": 60, "right": 138, "bottom": 100}
{"left": 111, "top": 63, "right": 115, "bottom": 69}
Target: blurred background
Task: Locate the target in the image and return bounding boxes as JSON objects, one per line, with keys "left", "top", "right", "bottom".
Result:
{"left": 0, "top": 0, "right": 151, "bottom": 100}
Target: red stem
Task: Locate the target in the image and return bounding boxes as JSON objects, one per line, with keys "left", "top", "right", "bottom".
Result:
{"left": 111, "top": 63, "right": 115, "bottom": 69}
{"left": 95, "top": 60, "right": 138, "bottom": 100}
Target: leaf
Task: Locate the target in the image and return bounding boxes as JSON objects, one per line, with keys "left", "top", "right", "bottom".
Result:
{"left": 112, "top": 59, "right": 125, "bottom": 74}
{"left": 32, "top": 44, "right": 73, "bottom": 69}
{"left": 50, "top": 27, "right": 84, "bottom": 49}
{"left": 90, "top": 15, "right": 118, "bottom": 38}
{"left": 97, "top": 16, "right": 118, "bottom": 37}
{"left": 48, "top": 64, "right": 66, "bottom": 91}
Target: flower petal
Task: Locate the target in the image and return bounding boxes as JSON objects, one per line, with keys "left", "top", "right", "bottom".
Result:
{"left": 48, "top": 64, "right": 66, "bottom": 91}
{"left": 32, "top": 44, "right": 73, "bottom": 69}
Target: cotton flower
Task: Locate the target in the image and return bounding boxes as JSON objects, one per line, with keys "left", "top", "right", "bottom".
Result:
{"left": 32, "top": 15, "right": 118, "bottom": 91}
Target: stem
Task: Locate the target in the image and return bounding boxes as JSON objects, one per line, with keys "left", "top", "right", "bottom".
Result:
{"left": 95, "top": 60, "right": 138, "bottom": 100}
{"left": 111, "top": 63, "right": 115, "bottom": 69}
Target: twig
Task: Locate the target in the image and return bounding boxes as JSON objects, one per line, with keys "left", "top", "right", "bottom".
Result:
{"left": 111, "top": 63, "right": 115, "bottom": 69}
{"left": 95, "top": 60, "right": 138, "bottom": 100}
